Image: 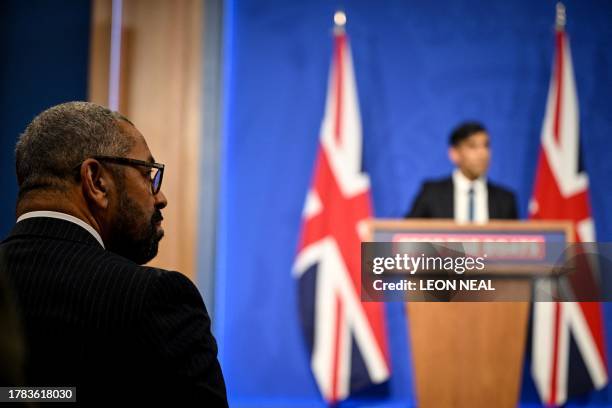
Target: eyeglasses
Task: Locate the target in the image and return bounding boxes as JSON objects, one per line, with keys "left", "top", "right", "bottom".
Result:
{"left": 84, "top": 155, "right": 165, "bottom": 195}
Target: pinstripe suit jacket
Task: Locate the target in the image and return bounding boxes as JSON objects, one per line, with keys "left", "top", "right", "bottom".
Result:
{"left": 0, "top": 217, "right": 227, "bottom": 405}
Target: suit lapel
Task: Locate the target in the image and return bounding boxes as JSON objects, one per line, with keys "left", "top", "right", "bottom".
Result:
{"left": 487, "top": 183, "right": 498, "bottom": 219}
{"left": 442, "top": 178, "right": 454, "bottom": 218}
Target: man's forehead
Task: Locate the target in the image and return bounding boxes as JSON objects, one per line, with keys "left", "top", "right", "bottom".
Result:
{"left": 117, "top": 119, "right": 154, "bottom": 161}
{"left": 463, "top": 131, "right": 489, "bottom": 144}
{"left": 469, "top": 131, "right": 488, "bottom": 139}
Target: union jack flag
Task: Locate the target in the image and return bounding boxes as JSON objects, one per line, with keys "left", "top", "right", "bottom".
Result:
{"left": 529, "top": 8, "right": 608, "bottom": 405}
{"left": 293, "top": 25, "right": 390, "bottom": 403}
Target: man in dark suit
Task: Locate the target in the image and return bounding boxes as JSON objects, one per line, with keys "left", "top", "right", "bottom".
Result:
{"left": 407, "top": 121, "right": 518, "bottom": 221}
{"left": 0, "top": 102, "right": 227, "bottom": 405}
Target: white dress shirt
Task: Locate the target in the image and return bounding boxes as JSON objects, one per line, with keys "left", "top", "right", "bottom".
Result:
{"left": 453, "top": 169, "right": 489, "bottom": 224}
{"left": 16, "top": 210, "right": 105, "bottom": 249}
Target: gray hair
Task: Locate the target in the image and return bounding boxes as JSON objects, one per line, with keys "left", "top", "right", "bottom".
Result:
{"left": 15, "top": 101, "right": 134, "bottom": 196}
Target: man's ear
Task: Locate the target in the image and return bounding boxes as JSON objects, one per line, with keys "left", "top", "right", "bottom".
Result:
{"left": 79, "top": 159, "right": 111, "bottom": 209}
{"left": 448, "top": 146, "right": 460, "bottom": 166}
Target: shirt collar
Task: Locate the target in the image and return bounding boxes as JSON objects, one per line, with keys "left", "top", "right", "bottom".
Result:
{"left": 16, "top": 211, "right": 105, "bottom": 249}
{"left": 453, "top": 169, "right": 487, "bottom": 191}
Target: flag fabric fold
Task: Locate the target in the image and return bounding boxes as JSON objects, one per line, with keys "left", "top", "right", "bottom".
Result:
{"left": 293, "top": 28, "right": 390, "bottom": 404}
{"left": 529, "top": 25, "right": 608, "bottom": 406}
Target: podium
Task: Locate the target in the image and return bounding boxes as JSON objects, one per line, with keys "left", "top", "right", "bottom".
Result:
{"left": 369, "top": 219, "right": 573, "bottom": 408}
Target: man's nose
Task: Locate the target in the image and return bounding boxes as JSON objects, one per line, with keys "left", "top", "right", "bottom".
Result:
{"left": 155, "top": 189, "right": 168, "bottom": 209}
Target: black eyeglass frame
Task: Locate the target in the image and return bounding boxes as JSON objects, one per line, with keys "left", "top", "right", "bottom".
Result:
{"left": 75, "top": 155, "right": 165, "bottom": 195}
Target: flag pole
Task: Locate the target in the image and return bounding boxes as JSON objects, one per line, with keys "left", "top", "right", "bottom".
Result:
{"left": 556, "top": 2, "right": 566, "bottom": 31}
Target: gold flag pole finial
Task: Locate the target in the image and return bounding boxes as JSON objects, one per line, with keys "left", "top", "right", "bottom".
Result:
{"left": 334, "top": 10, "right": 346, "bottom": 33}
{"left": 556, "top": 2, "right": 566, "bottom": 30}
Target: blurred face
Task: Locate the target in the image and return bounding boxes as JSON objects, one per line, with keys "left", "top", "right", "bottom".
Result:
{"left": 449, "top": 131, "right": 490, "bottom": 180}
{"left": 105, "top": 122, "right": 168, "bottom": 264}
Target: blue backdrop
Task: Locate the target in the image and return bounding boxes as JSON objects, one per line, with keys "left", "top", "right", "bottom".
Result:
{"left": 214, "top": 0, "right": 612, "bottom": 406}
{"left": 0, "top": 0, "right": 91, "bottom": 238}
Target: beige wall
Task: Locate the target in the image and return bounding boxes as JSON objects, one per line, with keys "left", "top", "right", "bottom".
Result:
{"left": 89, "top": 0, "right": 203, "bottom": 282}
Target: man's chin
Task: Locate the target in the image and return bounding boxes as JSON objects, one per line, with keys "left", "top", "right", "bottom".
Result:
{"left": 136, "top": 246, "right": 159, "bottom": 265}
{"left": 112, "top": 237, "right": 162, "bottom": 265}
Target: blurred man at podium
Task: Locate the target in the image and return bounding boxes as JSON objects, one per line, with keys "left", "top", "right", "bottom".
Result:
{"left": 406, "top": 121, "right": 518, "bottom": 222}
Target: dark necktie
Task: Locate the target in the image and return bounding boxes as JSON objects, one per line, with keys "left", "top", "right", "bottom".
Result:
{"left": 468, "top": 186, "right": 475, "bottom": 222}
